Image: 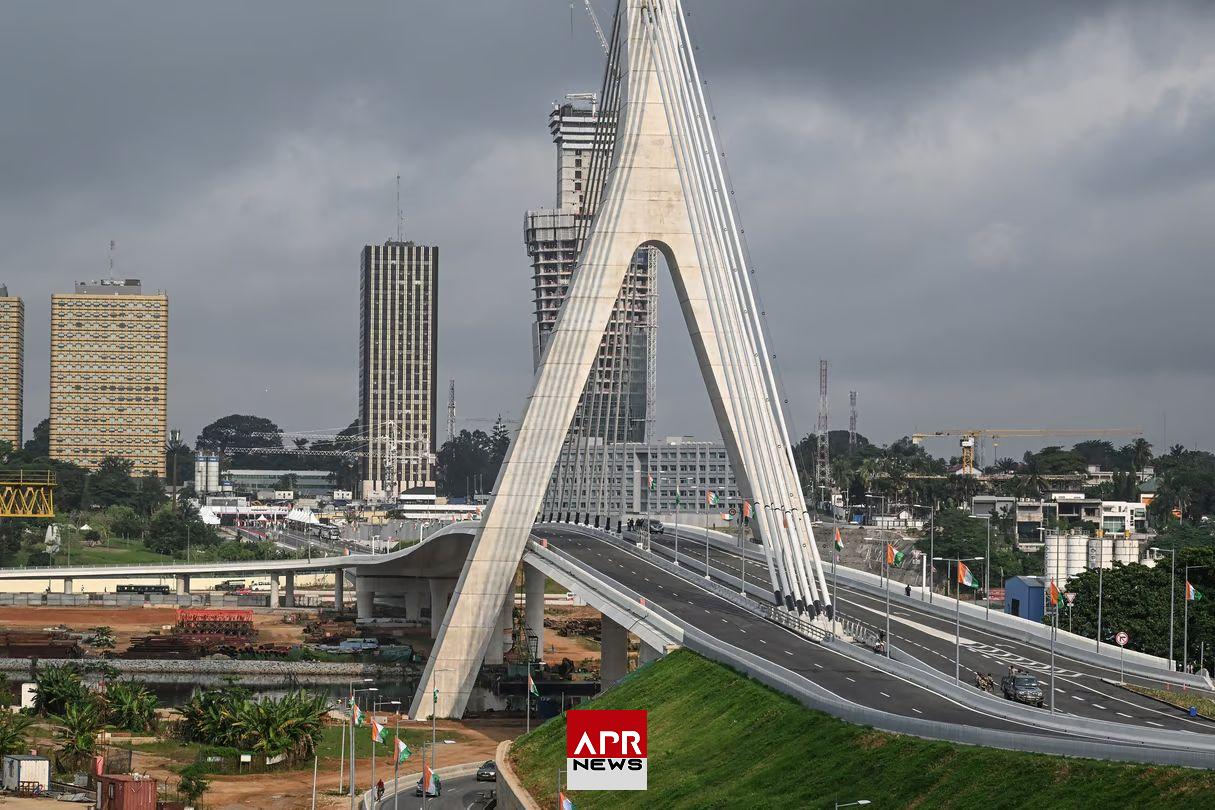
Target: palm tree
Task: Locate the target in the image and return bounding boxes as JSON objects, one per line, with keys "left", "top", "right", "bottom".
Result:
{"left": 1127, "top": 438, "right": 1153, "bottom": 471}
{"left": 34, "top": 664, "right": 87, "bottom": 716}
{"left": 105, "top": 681, "right": 158, "bottom": 733}
{"left": 55, "top": 700, "right": 104, "bottom": 771}
{"left": 0, "top": 712, "right": 32, "bottom": 757}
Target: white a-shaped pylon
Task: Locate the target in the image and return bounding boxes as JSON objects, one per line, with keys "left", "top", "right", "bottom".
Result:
{"left": 411, "top": 0, "right": 829, "bottom": 719}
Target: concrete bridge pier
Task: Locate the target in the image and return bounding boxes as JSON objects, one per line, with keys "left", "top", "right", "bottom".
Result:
{"left": 485, "top": 593, "right": 513, "bottom": 666}
{"left": 356, "top": 577, "right": 374, "bottom": 620}
{"left": 639, "top": 640, "right": 663, "bottom": 666}
{"left": 600, "top": 616, "right": 628, "bottom": 689}
{"left": 429, "top": 578, "right": 456, "bottom": 638}
{"left": 334, "top": 570, "right": 345, "bottom": 611}
{"left": 404, "top": 584, "right": 427, "bottom": 621}
{"left": 269, "top": 574, "right": 280, "bottom": 608}
{"left": 61, "top": 578, "right": 73, "bottom": 594}
{"left": 176, "top": 574, "right": 191, "bottom": 596}
{"left": 524, "top": 563, "right": 546, "bottom": 658}
{"left": 284, "top": 572, "right": 295, "bottom": 608}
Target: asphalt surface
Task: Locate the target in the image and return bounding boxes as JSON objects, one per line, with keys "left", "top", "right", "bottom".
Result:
{"left": 380, "top": 772, "right": 495, "bottom": 810}
{"left": 539, "top": 526, "right": 1088, "bottom": 737}
{"left": 644, "top": 528, "right": 1215, "bottom": 735}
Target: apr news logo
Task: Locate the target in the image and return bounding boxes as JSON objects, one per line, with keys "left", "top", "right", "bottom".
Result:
{"left": 565, "top": 709, "right": 648, "bottom": 791}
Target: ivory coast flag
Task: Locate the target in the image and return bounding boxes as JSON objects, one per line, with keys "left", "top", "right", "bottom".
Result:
{"left": 528, "top": 671, "right": 539, "bottom": 697}
{"left": 352, "top": 703, "right": 364, "bottom": 727}
{"left": 706, "top": 491, "right": 718, "bottom": 507}
{"left": 423, "top": 762, "right": 434, "bottom": 793}
{"left": 1186, "top": 581, "right": 1203, "bottom": 601}
{"left": 885, "top": 544, "right": 905, "bottom": 566}
{"left": 559, "top": 791, "right": 576, "bottom": 810}
{"left": 394, "top": 736, "right": 411, "bottom": 764}
{"left": 647, "top": 475, "right": 656, "bottom": 492}
{"left": 957, "top": 561, "right": 979, "bottom": 588}
{"left": 742, "top": 500, "right": 752, "bottom": 521}
{"left": 1048, "top": 579, "right": 1061, "bottom": 607}
{"left": 834, "top": 527, "right": 843, "bottom": 552}
{"left": 370, "top": 717, "right": 387, "bottom": 744}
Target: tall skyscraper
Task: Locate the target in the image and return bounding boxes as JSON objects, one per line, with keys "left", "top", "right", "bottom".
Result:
{"left": 358, "top": 241, "right": 438, "bottom": 500}
{"left": 0, "top": 286, "right": 23, "bottom": 448}
{"left": 525, "top": 95, "right": 657, "bottom": 514}
{"left": 50, "top": 279, "right": 168, "bottom": 476}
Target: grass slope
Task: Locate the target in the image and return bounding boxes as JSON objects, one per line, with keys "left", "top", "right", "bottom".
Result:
{"left": 511, "top": 649, "right": 1215, "bottom": 809}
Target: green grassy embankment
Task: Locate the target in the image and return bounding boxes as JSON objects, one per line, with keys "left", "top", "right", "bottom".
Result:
{"left": 510, "top": 649, "right": 1215, "bottom": 809}
{"left": 1122, "top": 683, "right": 1215, "bottom": 720}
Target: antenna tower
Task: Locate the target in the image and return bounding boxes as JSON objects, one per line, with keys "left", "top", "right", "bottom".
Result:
{"left": 815, "top": 359, "right": 830, "bottom": 506}
{"left": 382, "top": 419, "right": 398, "bottom": 499}
{"left": 447, "top": 379, "right": 456, "bottom": 441}
{"left": 108, "top": 240, "right": 115, "bottom": 276}
{"left": 396, "top": 174, "right": 403, "bottom": 242}
{"left": 848, "top": 391, "right": 857, "bottom": 452}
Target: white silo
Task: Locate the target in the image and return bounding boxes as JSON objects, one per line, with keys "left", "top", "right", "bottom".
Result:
{"left": 194, "top": 456, "right": 208, "bottom": 493}
{"left": 206, "top": 456, "right": 221, "bottom": 494}
{"left": 1114, "top": 537, "right": 1139, "bottom": 565}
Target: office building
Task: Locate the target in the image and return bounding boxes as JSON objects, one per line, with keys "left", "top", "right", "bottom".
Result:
{"left": 358, "top": 241, "right": 438, "bottom": 500}
{"left": 0, "top": 287, "right": 22, "bottom": 448}
{"left": 544, "top": 435, "right": 740, "bottom": 527}
{"left": 49, "top": 279, "right": 168, "bottom": 476}
{"left": 524, "top": 94, "right": 657, "bottom": 445}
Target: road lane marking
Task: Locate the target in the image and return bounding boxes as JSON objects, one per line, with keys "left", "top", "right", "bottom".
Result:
{"left": 813, "top": 663, "right": 823, "bottom": 669}
{"left": 845, "top": 676, "right": 856, "bottom": 682}
{"left": 1071, "top": 695, "right": 1085, "bottom": 701}
{"left": 1091, "top": 704, "right": 1106, "bottom": 710}
{"left": 784, "top": 650, "right": 794, "bottom": 656}
{"left": 1147, "top": 721, "right": 1164, "bottom": 727}
{"left": 1117, "top": 712, "right": 1132, "bottom": 718}
{"left": 912, "top": 708, "right": 923, "bottom": 714}
{"left": 880, "top": 692, "right": 891, "bottom": 698}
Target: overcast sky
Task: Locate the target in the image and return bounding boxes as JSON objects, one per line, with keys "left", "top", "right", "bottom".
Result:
{"left": 2, "top": 1, "right": 1213, "bottom": 461}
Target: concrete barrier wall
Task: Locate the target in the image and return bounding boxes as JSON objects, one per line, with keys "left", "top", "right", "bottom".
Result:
{"left": 494, "top": 739, "right": 542, "bottom": 810}
{"left": 0, "top": 657, "right": 380, "bottom": 676}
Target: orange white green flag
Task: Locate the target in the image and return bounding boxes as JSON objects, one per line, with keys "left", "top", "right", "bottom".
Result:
{"left": 370, "top": 717, "right": 387, "bottom": 744}
{"left": 1049, "top": 579, "right": 1061, "bottom": 607}
{"left": 834, "top": 528, "right": 843, "bottom": 552}
{"left": 352, "top": 702, "right": 363, "bottom": 727}
{"left": 957, "top": 561, "right": 979, "bottom": 588}
{"left": 394, "top": 737, "right": 411, "bottom": 764}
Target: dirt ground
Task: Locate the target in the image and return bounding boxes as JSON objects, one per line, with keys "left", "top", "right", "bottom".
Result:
{"left": 542, "top": 605, "right": 601, "bottom": 665}
{"left": 0, "top": 605, "right": 309, "bottom": 647}
{"left": 132, "top": 717, "right": 522, "bottom": 810}
{"left": 0, "top": 798, "right": 75, "bottom": 810}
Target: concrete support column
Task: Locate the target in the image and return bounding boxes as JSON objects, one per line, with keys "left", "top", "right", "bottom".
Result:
{"left": 639, "top": 640, "right": 663, "bottom": 666}
{"left": 524, "top": 563, "right": 546, "bottom": 658}
{"left": 176, "top": 574, "right": 191, "bottom": 595}
{"left": 61, "top": 578, "right": 73, "bottom": 594}
{"left": 405, "top": 586, "right": 427, "bottom": 621}
{"left": 484, "top": 593, "right": 513, "bottom": 666}
{"left": 269, "top": 574, "right": 280, "bottom": 608}
{"left": 334, "top": 570, "right": 345, "bottom": 611}
{"left": 428, "top": 578, "right": 456, "bottom": 639}
{"left": 284, "top": 572, "right": 295, "bottom": 608}
{"left": 600, "top": 616, "right": 628, "bottom": 689}
{"left": 356, "top": 577, "right": 374, "bottom": 620}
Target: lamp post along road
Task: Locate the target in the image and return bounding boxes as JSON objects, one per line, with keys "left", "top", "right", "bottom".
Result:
{"left": 935, "top": 556, "right": 983, "bottom": 684}
{"left": 1184, "top": 564, "right": 1207, "bottom": 673}
{"left": 1151, "top": 546, "right": 1177, "bottom": 669}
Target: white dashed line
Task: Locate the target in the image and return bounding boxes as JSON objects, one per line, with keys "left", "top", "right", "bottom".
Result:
{"left": 1091, "top": 704, "right": 1106, "bottom": 711}
{"left": 912, "top": 708, "right": 923, "bottom": 714}
{"left": 1117, "top": 712, "right": 1133, "bottom": 719}
{"left": 784, "top": 650, "right": 793, "bottom": 656}
{"left": 845, "top": 677, "right": 856, "bottom": 683}
{"left": 813, "top": 663, "right": 823, "bottom": 669}
{"left": 880, "top": 692, "right": 891, "bottom": 698}
{"left": 759, "top": 639, "right": 767, "bottom": 644}
{"left": 1147, "top": 721, "right": 1164, "bottom": 727}
{"left": 1071, "top": 695, "right": 1085, "bottom": 702}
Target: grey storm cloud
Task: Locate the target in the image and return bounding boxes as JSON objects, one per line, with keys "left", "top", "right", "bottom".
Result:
{"left": 1, "top": 0, "right": 1213, "bottom": 460}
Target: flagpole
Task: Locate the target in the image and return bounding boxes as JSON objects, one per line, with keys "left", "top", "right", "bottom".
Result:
{"left": 526, "top": 659, "right": 531, "bottom": 735}
{"left": 371, "top": 711, "right": 376, "bottom": 807}
{"left": 884, "top": 551, "right": 891, "bottom": 658}
{"left": 704, "top": 493, "right": 711, "bottom": 580}
{"left": 392, "top": 715, "right": 399, "bottom": 810}
{"left": 338, "top": 698, "right": 346, "bottom": 794}
{"left": 955, "top": 561, "right": 961, "bottom": 684}
{"left": 739, "top": 500, "right": 746, "bottom": 598}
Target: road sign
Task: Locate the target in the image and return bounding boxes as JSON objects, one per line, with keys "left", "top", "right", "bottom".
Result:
{"left": 1064, "top": 592, "right": 1076, "bottom": 606}
{"left": 1115, "top": 631, "right": 1129, "bottom": 647}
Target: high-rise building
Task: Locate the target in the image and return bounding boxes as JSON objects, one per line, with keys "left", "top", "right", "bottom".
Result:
{"left": 525, "top": 95, "right": 657, "bottom": 513}
{"left": 358, "top": 241, "right": 438, "bottom": 500}
{"left": 50, "top": 279, "right": 168, "bottom": 476}
{"left": 0, "top": 286, "right": 23, "bottom": 448}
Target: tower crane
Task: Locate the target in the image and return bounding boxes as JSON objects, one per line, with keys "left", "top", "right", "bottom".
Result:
{"left": 911, "top": 427, "right": 1141, "bottom": 477}
{"left": 582, "top": 0, "right": 610, "bottom": 53}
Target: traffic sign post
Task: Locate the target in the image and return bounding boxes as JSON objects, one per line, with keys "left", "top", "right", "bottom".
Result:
{"left": 1115, "top": 631, "right": 1129, "bottom": 683}
{"left": 1064, "top": 592, "right": 1076, "bottom": 633}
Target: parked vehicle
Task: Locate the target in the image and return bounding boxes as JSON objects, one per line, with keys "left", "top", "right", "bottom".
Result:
{"left": 116, "top": 584, "right": 170, "bottom": 595}
{"left": 1001, "top": 672, "right": 1045, "bottom": 707}
{"left": 214, "top": 579, "right": 246, "bottom": 592}
{"left": 338, "top": 637, "right": 380, "bottom": 652}
{"left": 648, "top": 520, "right": 665, "bottom": 535}
{"left": 476, "top": 760, "right": 497, "bottom": 782}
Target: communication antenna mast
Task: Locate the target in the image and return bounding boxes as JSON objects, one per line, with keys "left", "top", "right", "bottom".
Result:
{"left": 382, "top": 419, "right": 398, "bottom": 499}
{"left": 815, "top": 359, "right": 831, "bottom": 506}
{"left": 396, "top": 174, "right": 403, "bottom": 242}
{"left": 849, "top": 391, "right": 858, "bottom": 452}
{"left": 108, "top": 240, "right": 115, "bottom": 277}
{"left": 447, "top": 379, "right": 456, "bottom": 441}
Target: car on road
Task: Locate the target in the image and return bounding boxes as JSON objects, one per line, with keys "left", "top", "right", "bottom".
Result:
{"left": 476, "top": 760, "right": 497, "bottom": 782}
{"left": 648, "top": 519, "right": 665, "bottom": 534}
{"left": 1001, "top": 673, "right": 1045, "bottom": 707}
{"left": 414, "top": 775, "right": 442, "bottom": 797}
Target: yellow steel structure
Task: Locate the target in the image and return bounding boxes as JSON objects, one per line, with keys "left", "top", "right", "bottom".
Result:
{"left": 0, "top": 470, "right": 55, "bottom": 518}
{"left": 911, "top": 428, "right": 1141, "bottom": 476}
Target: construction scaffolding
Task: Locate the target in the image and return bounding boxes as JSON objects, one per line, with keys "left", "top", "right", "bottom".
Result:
{"left": 0, "top": 470, "right": 55, "bottom": 518}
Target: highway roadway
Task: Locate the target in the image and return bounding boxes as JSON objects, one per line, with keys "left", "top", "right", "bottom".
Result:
{"left": 379, "top": 772, "right": 495, "bottom": 809}
{"left": 538, "top": 525, "right": 1150, "bottom": 740}
{"left": 642, "top": 528, "right": 1215, "bottom": 735}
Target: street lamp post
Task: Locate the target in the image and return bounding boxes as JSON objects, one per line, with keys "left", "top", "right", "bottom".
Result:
{"left": 934, "top": 555, "right": 983, "bottom": 684}
{"left": 371, "top": 698, "right": 400, "bottom": 802}
{"left": 969, "top": 513, "right": 992, "bottom": 621}
{"left": 340, "top": 678, "right": 373, "bottom": 795}
{"left": 1184, "top": 564, "right": 1207, "bottom": 673}
{"left": 1150, "top": 546, "right": 1177, "bottom": 669}
{"left": 349, "top": 685, "right": 377, "bottom": 810}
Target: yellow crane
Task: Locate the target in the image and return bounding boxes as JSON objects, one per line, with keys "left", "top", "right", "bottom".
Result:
{"left": 911, "top": 428, "right": 1141, "bottom": 476}
{"left": 0, "top": 470, "right": 55, "bottom": 518}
